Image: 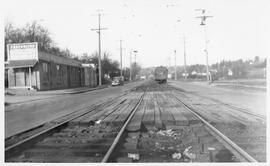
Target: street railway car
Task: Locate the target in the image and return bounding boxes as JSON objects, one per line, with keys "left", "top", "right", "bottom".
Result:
{"left": 154, "top": 66, "right": 168, "bottom": 83}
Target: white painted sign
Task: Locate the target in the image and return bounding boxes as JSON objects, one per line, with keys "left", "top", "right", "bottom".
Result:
{"left": 82, "top": 64, "right": 91, "bottom": 67}
{"left": 82, "top": 63, "right": 95, "bottom": 68}
{"left": 7, "top": 42, "right": 38, "bottom": 61}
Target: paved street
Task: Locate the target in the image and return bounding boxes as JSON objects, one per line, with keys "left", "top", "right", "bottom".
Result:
{"left": 168, "top": 80, "right": 266, "bottom": 116}
{"left": 5, "top": 81, "right": 143, "bottom": 138}
{"left": 6, "top": 80, "right": 266, "bottom": 139}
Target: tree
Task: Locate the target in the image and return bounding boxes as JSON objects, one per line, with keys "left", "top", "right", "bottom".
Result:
{"left": 4, "top": 21, "right": 74, "bottom": 60}
{"left": 80, "top": 51, "right": 121, "bottom": 84}
{"left": 24, "top": 21, "right": 52, "bottom": 51}
{"left": 5, "top": 22, "right": 25, "bottom": 60}
{"left": 122, "top": 67, "right": 131, "bottom": 81}
{"left": 230, "top": 59, "right": 247, "bottom": 78}
{"left": 5, "top": 21, "right": 53, "bottom": 51}
{"left": 254, "top": 56, "right": 260, "bottom": 64}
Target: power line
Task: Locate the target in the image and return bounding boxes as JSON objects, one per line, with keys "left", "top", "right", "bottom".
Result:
{"left": 129, "top": 50, "right": 132, "bottom": 81}
{"left": 183, "top": 35, "right": 187, "bottom": 80}
{"left": 91, "top": 12, "right": 107, "bottom": 86}
{"left": 176, "top": 19, "right": 188, "bottom": 80}
{"left": 118, "top": 40, "right": 124, "bottom": 77}
{"left": 134, "top": 50, "right": 138, "bottom": 80}
{"left": 195, "top": 9, "right": 213, "bottom": 84}
{"left": 174, "top": 50, "right": 177, "bottom": 81}
{"left": 129, "top": 50, "right": 137, "bottom": 81}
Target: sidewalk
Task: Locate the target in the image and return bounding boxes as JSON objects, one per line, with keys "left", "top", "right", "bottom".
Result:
{"left": 5, "top": 85, "right": 108, "bottom": 105}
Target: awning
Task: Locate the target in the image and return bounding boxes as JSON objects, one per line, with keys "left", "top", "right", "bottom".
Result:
{"left": 6, "top": 60, "right": 38, "bottom": 68}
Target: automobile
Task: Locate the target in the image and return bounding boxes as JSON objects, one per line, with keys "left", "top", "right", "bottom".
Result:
{"left": 111, "top": 76, "right": 124, "bottom": 86}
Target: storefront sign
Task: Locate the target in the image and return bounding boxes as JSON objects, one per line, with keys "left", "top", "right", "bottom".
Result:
{"left": 7, "top": 42, "right": 38, "bottom": 61}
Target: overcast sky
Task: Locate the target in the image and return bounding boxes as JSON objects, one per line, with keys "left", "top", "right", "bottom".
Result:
{"left": 2, "top": 0, "right": 269, "bottom": 68}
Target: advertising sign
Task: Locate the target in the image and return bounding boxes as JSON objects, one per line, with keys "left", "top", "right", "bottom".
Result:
{"left": 7, "top": 42, "right": 38, "bottom": 61}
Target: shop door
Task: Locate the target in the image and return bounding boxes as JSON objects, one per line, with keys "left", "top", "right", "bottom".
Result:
{"left": 15, "top": 68, "right": 27, "bottom": 87}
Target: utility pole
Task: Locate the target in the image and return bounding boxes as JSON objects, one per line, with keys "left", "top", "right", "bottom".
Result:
{"left": 169, "top": 55, "right": 171, "bottom": 68}
{"left": 174, "top": 50, "right": 177, "bottom": 80}
{"left": 134, "top": 50, "right": 138, "bottom": 80}
{"left": 183, "top": 35, "right": 187, "bottom": 80}
{"left": 119, "top": 40, "right": 123, "bottom": 77}
{"left": 196, "top": 9, "right": 213, "bottom": 84}
{"left": 129, "top": 50, "right": 132, "bottom": 81}
{"left": 134, "top": 52, "right": 136, "bottom": 66}
{"left": 91, "top": 13, "right": 107, "bottom": 86}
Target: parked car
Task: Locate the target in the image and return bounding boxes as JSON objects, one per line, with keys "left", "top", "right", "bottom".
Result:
{"left": 111, "top": 76, "right": 124, "bottom": 86}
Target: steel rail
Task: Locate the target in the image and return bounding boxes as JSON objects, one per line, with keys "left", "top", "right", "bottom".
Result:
{"left": 101, "top": 90, "right": 146, "bottom": 162}
{"left": 5, "top": 105, "right": 99, "bottom": 158}
{"left": 174, "top": 95, "right": 257, "bottom": 162}
{"left": 220, "top": 103, "right": 265, "bottom": 120}
{"left": 5, "top": 92, "right": 129, "bottom": 159}
{"left": 173, "top": 87, "right": 265, "bottom": 121}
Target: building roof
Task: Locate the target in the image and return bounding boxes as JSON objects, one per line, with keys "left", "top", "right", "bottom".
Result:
{"left": 38, "top": 52, "right": 82, "bottom": 67}
{"left": 6, "top": 60, "right": 38, "bottom": 68}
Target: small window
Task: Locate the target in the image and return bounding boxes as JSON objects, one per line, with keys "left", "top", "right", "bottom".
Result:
{"left": 56, "top": 65, "right": 60, "bottom": 70}
{"left": 42, "top": 63, "right": 48, "bottom": 73}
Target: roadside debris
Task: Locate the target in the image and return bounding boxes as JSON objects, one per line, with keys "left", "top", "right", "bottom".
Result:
{"left": 172, "top": 152, "right": 182, "bottom": 160}
{"left": 157, "top": 129, "right": 174, "bottom": 137}
{"left": 183, "top": 146, "right": 196, "bottom": 160}
{"left": 183, "top": 146, "right": 192, "bottom": 154}
{"left": 95, "top": 119, "right": 101, "bottom": 124}
{"left": 168, "top": 146, "right": 174, "bottom": 150}
{"left": 208, "top": 147, "right": 216, "bottom": 162}
{"left": 95, "top": 153, "right": 101, "bottom": 157}
{"left": 127, "top": 153, "right": 140, "bottom": 160}
{"left": 185, "top": 153, "right": 196, "bottom": 160}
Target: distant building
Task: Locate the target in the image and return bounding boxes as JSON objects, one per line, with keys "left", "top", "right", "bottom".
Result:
{"left": 182, "top": 73, "right": 189, "bottom": 77}
{"left": 191, "top": 71, "right": 197, "bottom": 75}
{"left": 141, "top": 76, "right": 146, "bottom": 80}
{"left": 6, "top": 42, "right": 97, "bottom": 90}
{"left": 228, "top": 69, "right": 233, "bottom": 76}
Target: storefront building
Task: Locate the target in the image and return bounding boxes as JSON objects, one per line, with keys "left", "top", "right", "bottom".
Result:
{"left": 6, "top": 42, "right": 97, "bottom": 90}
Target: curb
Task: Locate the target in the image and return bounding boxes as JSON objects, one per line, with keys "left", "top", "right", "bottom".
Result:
{"left": 5, "top": 86, "right": 108, "bottom": 107}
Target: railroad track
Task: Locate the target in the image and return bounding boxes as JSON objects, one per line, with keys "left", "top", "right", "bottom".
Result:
{"left": 174, "top": 96, "right": 257, "bottom": 162}
{"left": 5, "top": 83, "right": 147, "bottom": 162}
{"left": 5, "top": 81, "right": 265, "bottom": 162}
{"left": 172, "top": 86, "right": 265, "bottom": 121}
{"left": 170, "top": 85, "right": 265, "bottom": 162}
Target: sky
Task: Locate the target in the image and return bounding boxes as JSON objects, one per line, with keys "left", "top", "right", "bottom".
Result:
{"left": 2, "top": 0, "right": 269, "bottom": 68}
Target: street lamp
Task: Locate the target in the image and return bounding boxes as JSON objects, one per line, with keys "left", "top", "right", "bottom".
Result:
{"left": 195, "top": 9, "right": 213, "bottom": 84}
{"left": 134, "top": 50, "right": 138, "bottom": 66}
{"left": 176, "top": 19, "right": 187, "bottom": 80}
{"left": 131, "top": 50, "right": 138, "bottom": 81}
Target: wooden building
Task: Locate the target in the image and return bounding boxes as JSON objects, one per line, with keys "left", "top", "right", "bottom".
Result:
{"left": 6, "top": 43, "right": 97, "bottom": 90}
